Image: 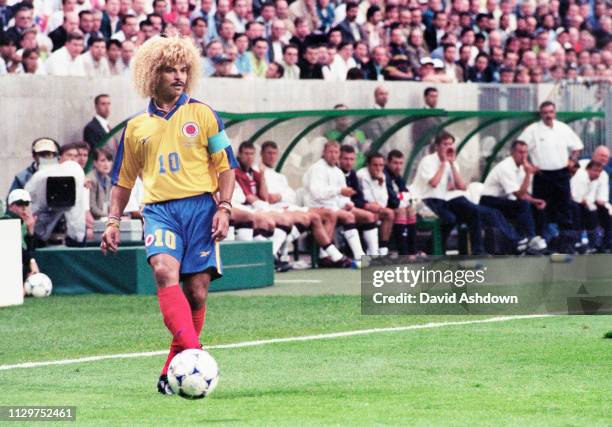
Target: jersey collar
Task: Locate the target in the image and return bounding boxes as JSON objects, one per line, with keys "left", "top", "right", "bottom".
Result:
{"left": 147, "top": 93, "right": 190, "bottom": 120}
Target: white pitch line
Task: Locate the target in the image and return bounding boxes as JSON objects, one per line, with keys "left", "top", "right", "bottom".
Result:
{"left": 0, "top": 314, "right": 551, "bottom": 371}
{"left": 275, "top": 279, "right": 322, "bottom": 283}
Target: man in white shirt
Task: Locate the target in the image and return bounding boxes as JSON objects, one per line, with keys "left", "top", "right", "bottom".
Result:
{"left": 260, "top": 141, "right": 352, "bottom": 267}
{"left": 324, "top": 42, "right": 357, "bottom": 81}
{"left": 480, "top": 140, "right": 548, "bottom": 252}
{"left": 578, "top": 146, "right": 611, "bottom": 250}
{"left": 570, "top": 161, "right": 606, "bottom": 248}
{"left": 414, "top": 132, "right": 484, "bottom": 255}
{"left": 81, "top": 36, "right": 111, "bottom": 77}
{"left": 518, "top": 101, "right": 583, "bottom": 230}
{"left": 356, "top": 152, "right": 395, "bottom": 256}
{"left": 45, "top": 31, "right": 86, "bottom": 76}
{"left": 303, "top": 140, "right": 368, "bottom": 263}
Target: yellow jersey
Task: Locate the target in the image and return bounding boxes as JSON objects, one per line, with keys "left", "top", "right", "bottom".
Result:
{"left": 111, "top": 93, "right": 237, "bottom": 204}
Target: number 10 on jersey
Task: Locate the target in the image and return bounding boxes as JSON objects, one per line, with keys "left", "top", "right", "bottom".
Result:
{"left": 159, "top": 152, "right": 180, "bottom": 174}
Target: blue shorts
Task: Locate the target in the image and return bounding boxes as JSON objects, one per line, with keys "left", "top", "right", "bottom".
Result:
{"left": 142, "top": 193, "right": 222, "bottom": 279}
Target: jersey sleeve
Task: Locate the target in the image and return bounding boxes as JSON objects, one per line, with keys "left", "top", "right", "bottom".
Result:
{"left": 205, "top": 108, "right": 238, "bottom": 173}
{"left": 111, "top": 125, "right": 142, "bottom": 189}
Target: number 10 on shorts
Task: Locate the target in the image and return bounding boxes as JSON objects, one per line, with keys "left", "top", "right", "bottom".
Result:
{"left": 152, "top": 229, "right": 176, "bottom": 249}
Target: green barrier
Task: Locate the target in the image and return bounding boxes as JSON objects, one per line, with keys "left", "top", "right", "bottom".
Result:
{"left": 35, "top": 241, "right": 274, "bottom": 295}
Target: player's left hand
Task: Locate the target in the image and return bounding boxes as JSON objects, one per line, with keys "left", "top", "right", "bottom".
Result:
{"left": 212, "top": 210, "right": 230, "bottom": 241}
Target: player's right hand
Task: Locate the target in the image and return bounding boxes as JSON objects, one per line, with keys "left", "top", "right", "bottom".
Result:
{"left": 101, "top": 226, "right": 121, "bottom": 254}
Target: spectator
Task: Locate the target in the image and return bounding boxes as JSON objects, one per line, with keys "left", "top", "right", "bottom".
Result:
{"left": 190, "top": 17, "right": 209, "bottom": 52}
{"left": 518, "top": 101, "right": 583, "bottom": 231}
{"left": 2, "top": 189, "right": 37, "bottom": 281}
{"left": 265, "top": 61, "right": 284, "bottom": 78}
{"left": 5, "top": 5, "right": 33, "bottom": 48}
{"left": 324, "top": 41, "right": 356, "bottom": 81}
{"left": 289, "top": 0, "right": 319, "bottom": 33}
{"left": 101, "top": 0, "right": 122, "bottom": 39}
{"left": 72, "top": 142, "right": 90, "bottom": 171}
{"left": 424, "top": 11, "right": 448, "bottom": 51}
{"left": 280, "top": 44, "right": 300, "bottom": 79}
{"left": 413, "top": 131, "right": 484, "bottom": 255}
{"left": 441, "top": 43, "right": 463, "bottom": 82}
{"left": 249, "top": 37, "right": 270, "bottom": 78}
{"left": 49, "top": 11, "right": 80, "bottom": 52}
{"left": 268, "top": 19, "right": 289, "bottom": 63}
{"left": 299, "top": 44, "right": 323, "bottom": 79}
{"left": 87, "top": 148, "right": 113, "bottom": 220}
{"left": 120, "top": 40, "right": 135, "bottom": 74}
{"left": 202, "top": 39, "right": 223, "bottom": 77}
{"left": 84, "top": 94, "right": 113, "bottom": 151}
{"left": 45, "top": 31, "right": 86, "bottom": 76}
{"left": 336, "top": 2, "right": 363, "bottom": 44}
{"left": 480, "top": 140, "right": 548, "bottom": 252}
{"left": 233, "top": 33, "right": 252, "bottom": 76}
{"left": 112, "top": 14, "right": 139, "bottom": 43}
{"left": 257, "top": 2, "right": 277, "bottom": 38}
{"left": 16, "top": 47, "right": 45, "bottom": 75}
{"left": 363, "top": 45, "right": 388, "bottom": 80}
{"left": 81, "top": 36, "right": 111, "bottom": 77}
{"left": 9, "top": 138, "right": 60, "bottom": 195}
{"left": 226, "top": 0, "right": 249, "bottom": 33}
{"left": 467, "top": 52, "right": 494, "bottom": 82}
{"left": 106, "top": 39, "right": 124, "bottom": 75}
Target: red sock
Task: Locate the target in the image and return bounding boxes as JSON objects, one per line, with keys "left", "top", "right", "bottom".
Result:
{"left": 157, "top": 285, "right": 200, "bottom": 350}
{"left": 161, "top": 306, "right": 207, "bottom": 376}
{"left": 192, "top": 307, "right": 206, "bottom": 336}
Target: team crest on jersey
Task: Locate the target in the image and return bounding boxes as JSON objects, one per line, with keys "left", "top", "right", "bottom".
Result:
{"left": 182, "top": 122, "right": 199, "bottom": 138}
{"left": 144, "top": 234, "right": 154, "bottom": 246}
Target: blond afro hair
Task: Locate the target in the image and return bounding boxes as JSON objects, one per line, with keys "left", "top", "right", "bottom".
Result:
{"left": 132, "top": 36, "right": 201, "bottom": 99}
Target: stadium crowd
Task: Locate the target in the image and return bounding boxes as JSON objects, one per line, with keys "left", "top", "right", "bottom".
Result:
{"left": 0, "top": 0, "right": 610, "bottom": 82}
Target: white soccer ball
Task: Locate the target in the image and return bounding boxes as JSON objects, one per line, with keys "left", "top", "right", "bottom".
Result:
{"left": 24, "top": 273, "right": 53, "bottom": 298}
{"left": 168, "top": 349, "right": 219, "bottom": 399}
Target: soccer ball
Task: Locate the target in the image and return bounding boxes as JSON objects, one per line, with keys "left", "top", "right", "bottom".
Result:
{"left": 168, "top": 349, "right": 219, "bottom": 399}
{"left": 24, "top": 273, "right": 53, "bottom": 298}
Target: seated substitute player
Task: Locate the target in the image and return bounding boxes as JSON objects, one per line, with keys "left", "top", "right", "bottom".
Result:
{"left": 259, "top": 140, "right": 352, "bottom": 268}
{"left": 100, "top": 36, "right": 238, "bottom": 396}
{"left": 384, "top": 150, "right": 418, "bottom": 256}
{"left": 234, "top": 141, "right": 296, "bottom": 263}
{"left": 303, "top": 140, "right": 369, "bottom": 263}
{"left": 480, "top": 140, "right": 548, "bottom": 252}
{"left": 413, "top": 132, "right": 484, "bottom": 255}
{"left": 338, "top": 145, "right": 382, "bottom": 256}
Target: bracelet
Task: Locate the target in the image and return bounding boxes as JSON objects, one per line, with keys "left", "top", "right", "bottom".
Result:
{"left": 217, "top": 205, "right": 232, "bottom": 215}
{"left": 108, "top": 215, "right": 121, "bottom": 223}
{"left": 105, "top": 221, "right": 120, "bottom": 229}
{"left": 218, "top": 200, "right": 232, "bottom": 208}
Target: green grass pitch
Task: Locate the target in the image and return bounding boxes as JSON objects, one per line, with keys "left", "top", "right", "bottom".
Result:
{"left": 0, "top": 269, "right": 610, "bottom": 426}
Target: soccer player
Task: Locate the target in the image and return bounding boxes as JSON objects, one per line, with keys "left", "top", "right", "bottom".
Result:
{"left": 100, "top": 36, "right": 237, "bottom": 395}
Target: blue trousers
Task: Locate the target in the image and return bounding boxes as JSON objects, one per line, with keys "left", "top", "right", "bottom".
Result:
{"left": 424, "top": 196, "right": 484, "bottom": 254}
{"left": 480, "top": 196, "right": 537, "bottom": 239}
